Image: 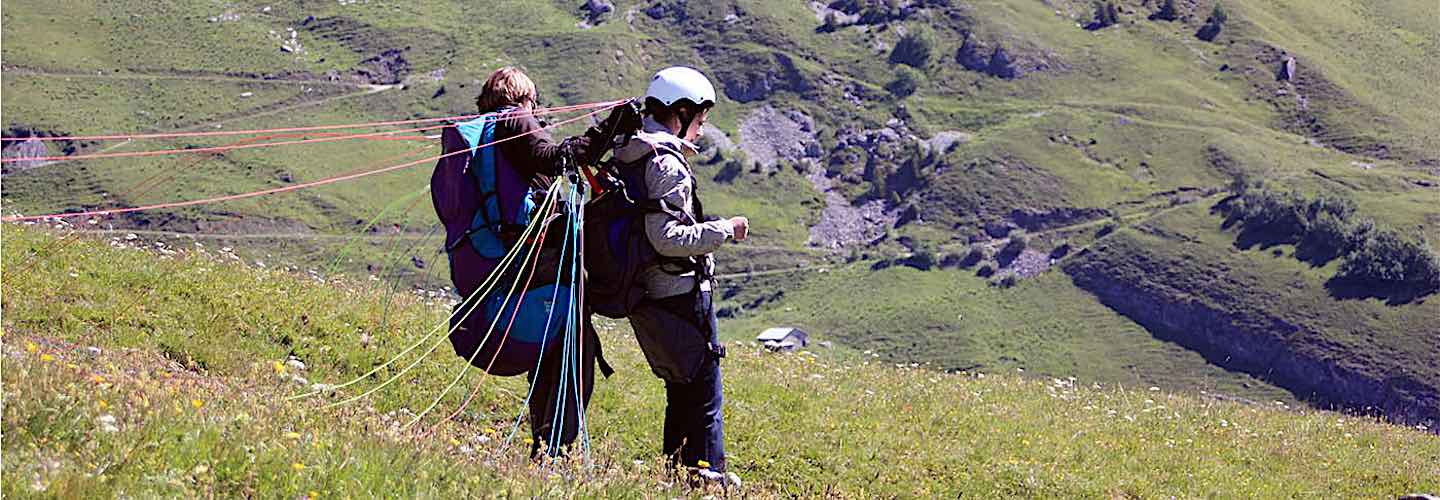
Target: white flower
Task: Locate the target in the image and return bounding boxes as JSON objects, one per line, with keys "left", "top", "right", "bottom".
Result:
{"left": 97, "top": 414, "right": 119, "bottom": 433}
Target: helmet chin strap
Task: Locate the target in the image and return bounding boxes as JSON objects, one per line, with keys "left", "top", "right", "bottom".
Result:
{"left": 675, "top": 108, "right": 697, "bottom": 140}
{"left": 673, "top": 103, "right": 711, "bottom": 141}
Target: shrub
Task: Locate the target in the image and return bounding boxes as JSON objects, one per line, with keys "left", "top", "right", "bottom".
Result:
{"left": 713, "top": 159, "right": 744, "bottom": 183}
{"left": 996, "top": 273, "right": 1019, "bottom": 288}
{"left": 997, "top": 230, "right": 1029, "bottom": 265}
{"left": 959, "top": 243, "right": 990, "bottom": 268}
{"left": 886, "top": 66, "right": 921, "bottom": 98}
{"left": 1337, "top": 230, "right": 1440, "bottom": 293}
{"left": 1088, "top": 2, "right": 1119, "bottom": 30}
{"left": 889, "top": 28, "right": 935, "bottom": 68}
{"left": 1196, "top": 4, "right": 1228, "bottom": 42}
{"left": 1152, "top": 0, "right": 1180, "bottom": 21}
{"left": 1097, "top": 222, "right": 1118, "bottom": 238}
{"left": 819, "top": 11, "right": 843, "bottom": 33}
{"left": 976, "top": 262, "right": 996, "bottom": 277}
{"left": 1049, "top": 242, "right": 1072, "bottom": 260}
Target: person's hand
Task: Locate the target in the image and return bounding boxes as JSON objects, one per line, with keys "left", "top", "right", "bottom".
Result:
{"left": 728, "top": 217, "right": 749, "bottom": 242}
{"left": 593, "top": 97, "right": 645, "bottom": 139}
{"left": 561, "top": 135, "right": 594, "bottom": 164}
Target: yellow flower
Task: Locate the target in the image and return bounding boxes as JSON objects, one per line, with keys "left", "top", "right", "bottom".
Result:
{"left": 309, "top": 491, "right": 320, "bottom": 499}
{"left": 484, "top": 427, "right": 498, "bottom": 435}
{"left": 284, "top": 432, "right": 302, "bottom": 440}
{"left": 524, "top": 437, "right": 534, "bottom": 445}
{"left": 450, "top": 438, "right": 461, "bottom": 446}
{"left": 191, "top": 399, "right": 204, "bottom": 410}
{"left": 697, "top": 460, "right": 711, "bottom": 469}
{"left": 40, "top": 353, "right": 55, "bottom": 363}
{"left": 25, "top": 341, "right": 38, "bottom": 353}
{"left": 92, "top": 374, "right": 106, "bottom": 384}
{"left": 272, "top": 361, "right": 286, "bottom": 375}
{"left": 292, "top": 462, "right": 306, "bottom": 472}
{"left": 98, "top": 400, "right": 110, "bottom": 410}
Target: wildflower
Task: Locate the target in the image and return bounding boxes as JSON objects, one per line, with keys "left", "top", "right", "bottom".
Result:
{"left": 697, "top": 460, "right": 711, "bottom": 469}
{"left": 191, "top": 399, "right": 204, "bottom": 410}
{"left": 292, "top": 462, "right": 306, "bottom": 472}
{"left": 272, "top": 361, "right": 287, "bottom": 375}
{"left": 25, "top": 341, "right": 38, "bottom": 353}
{"left": 524, "top": 437, "right": 534, "bottom": 446}
{"left": 97, "top": 414, "right": 119, "bottom": 433}
{"left": 98, "top": 400, "right": 109, "bottom": 410}
{"left": 309, "top": 491, "right": 319, "bottom": 499}
{"left": 40, "top": 353, "right": 55, "bottom": 363}
{"left": 92, "top": 375, "right": 106, "bottom": 384}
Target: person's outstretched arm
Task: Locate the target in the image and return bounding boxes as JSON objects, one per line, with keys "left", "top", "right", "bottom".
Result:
{"left": 643, "top": 155, "right": 740, "bottom": 257}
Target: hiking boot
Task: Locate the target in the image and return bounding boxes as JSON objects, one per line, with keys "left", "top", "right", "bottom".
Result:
{"left": 693, "top": 469, "right": 742, "bottom": 490}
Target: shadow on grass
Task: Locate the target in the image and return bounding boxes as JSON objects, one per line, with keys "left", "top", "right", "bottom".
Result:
{"left": 1324, "top": 276, "right": 1434, "bottom": 306}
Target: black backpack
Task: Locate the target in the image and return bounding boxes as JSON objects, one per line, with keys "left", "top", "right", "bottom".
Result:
{"left": 583, "top": 143, "right": 705, "bottom": 319}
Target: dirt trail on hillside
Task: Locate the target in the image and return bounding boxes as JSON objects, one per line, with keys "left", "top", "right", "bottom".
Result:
{"left": 1, "top": 65, "right": 367, "bottom": 87}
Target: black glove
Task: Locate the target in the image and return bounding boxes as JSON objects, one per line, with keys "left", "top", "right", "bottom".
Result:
{"left": 560, "top": 135, "right": 593, "bottom": 165}
{"left": 570, "top": 99, "right": 642, "bottom": 166}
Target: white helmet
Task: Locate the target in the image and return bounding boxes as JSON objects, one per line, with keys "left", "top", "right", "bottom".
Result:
{"left": 645, "top": 66, "right": 716, "bottom": 108}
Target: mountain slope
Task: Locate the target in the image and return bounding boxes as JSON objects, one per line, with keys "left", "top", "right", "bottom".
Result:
{"left": 4, "top": 226, "right": 1438, "bottom": 497}
{"left": 3, "top": 0, "right": 1438, "bottom": 425}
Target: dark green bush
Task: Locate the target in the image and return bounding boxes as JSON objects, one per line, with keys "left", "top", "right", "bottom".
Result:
{"left": 1337, "top": 229, "right": 1440, "bottom": 292}
{"left": 886, "top": 66, "right": 921, "bottom": 98}
{"left": 889, "top": 28, "right": 935, "bottom": 68}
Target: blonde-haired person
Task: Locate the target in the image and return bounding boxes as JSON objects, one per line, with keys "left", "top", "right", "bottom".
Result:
{"left": 456, "top": 66, "right": 641, "bottom": 457}
{"left": 474, "top": 66, "right": 636, "bottom": 190}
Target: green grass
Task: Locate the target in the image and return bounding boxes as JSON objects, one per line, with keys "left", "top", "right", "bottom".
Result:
{"left": 4, "top": 0, "right": 1440, "bottom": 448}
{"left": 5, "top": 226, "right": 1439, "bottom": 497}
{"left": 721, "top": 255, "right": 1297, "bottom": 404}
{"left": 1066, "top": 203, "right": 1440, "bottom": 397}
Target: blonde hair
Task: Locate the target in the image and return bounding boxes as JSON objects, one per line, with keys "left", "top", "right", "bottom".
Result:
{"left": 475, "top": 67, "right": 538, "bottom": 112}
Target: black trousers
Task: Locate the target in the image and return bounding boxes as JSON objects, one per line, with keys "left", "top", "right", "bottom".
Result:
{"left": 526, "top": 314, "right": 597, "bottom": 457}
{"left": 630, "top": 289, "right": 727, "bottom": 472}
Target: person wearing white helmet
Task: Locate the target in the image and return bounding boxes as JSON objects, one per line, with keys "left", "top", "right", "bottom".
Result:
{"left": 611, "top": 66, "right": 746, "bottom": 489}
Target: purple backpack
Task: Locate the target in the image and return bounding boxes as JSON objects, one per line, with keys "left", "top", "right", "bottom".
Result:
{"left": 430, "top": 116, "right": 569, "bottom": 376}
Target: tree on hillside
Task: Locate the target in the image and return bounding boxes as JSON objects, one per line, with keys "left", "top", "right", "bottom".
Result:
{"left": 819, "top": 11, "right": 842, "bottom": 33}
{"left": 1152, "top": 0, "right": 1180, "bottom": 21}
{"left": 1337, "top": 229, "right": 1440, "bottom": 296}
{"left": 886, "top": 66, "right": 921, "bottom": 98}
{"left": 1196, "top": 4, "right": 1229, "bottom": 42}
{"left": 889, "top": 28, "right": 936, "bottom": 68}
{"left": 1087, "top": 2, "right": 1121, "bottom": 30}
{"left": 986, "top": 45, "right": 1017, "bottom": 79}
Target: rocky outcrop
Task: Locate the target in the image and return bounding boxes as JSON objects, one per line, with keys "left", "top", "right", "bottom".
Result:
{"left": 0, "top": 137, "right": 51, "bottom": 174}
{"left": 712, "top": 51, "right": 811, "bottom": 103}
{"left": 1277, "top": 56, "right": 1297, "bottom": 82}
{"left": 579, "top": 0, "right": 615, "bottom": 26}
{"left": 738, "top": 106, "right": 821, "bottom": 168}
{"left": 643, "top": 0, "right": 690, "bottom": 22}
{"left": 955, "top": 32, "right": 989, "bottom": 71}
{"left": 986, "top": 46, "right": 1017, "bottom": 80}
{"left": 1065, "top": 239, "right": 1439, "bottom": 427}
{"left": 356, "top": 49, "right": 410, "bottom": 85}
{"left": 1008, "top": 207, "right": 1110, "bottom": 232}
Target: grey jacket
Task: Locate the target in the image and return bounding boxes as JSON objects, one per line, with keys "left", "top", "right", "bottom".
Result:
{"left": 613, "top": 117, "right": 735, "bottom": 299}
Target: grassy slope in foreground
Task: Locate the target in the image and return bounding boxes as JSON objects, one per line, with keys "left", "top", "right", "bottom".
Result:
{"left": 4, "top": 226, "right": 1439, "bottom": 497}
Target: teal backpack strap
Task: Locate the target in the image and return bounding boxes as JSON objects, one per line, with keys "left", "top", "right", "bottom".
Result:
{"left": 454, "top": 112, "right": 509, "bottom": 258}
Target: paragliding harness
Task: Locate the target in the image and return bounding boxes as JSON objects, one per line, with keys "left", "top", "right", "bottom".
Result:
{"left": 582, "top": 140, "right": 727, "bottom": 366}
{"left": 431, "top": 109, "right": 612, "bottom": 377}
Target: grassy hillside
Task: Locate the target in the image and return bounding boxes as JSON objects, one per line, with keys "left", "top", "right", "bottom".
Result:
{"left": 5, "top": 226, "right": 1439, "bottom": 497}
{"left": 3, "top": 0, "right": 1438, "bottom": 428}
